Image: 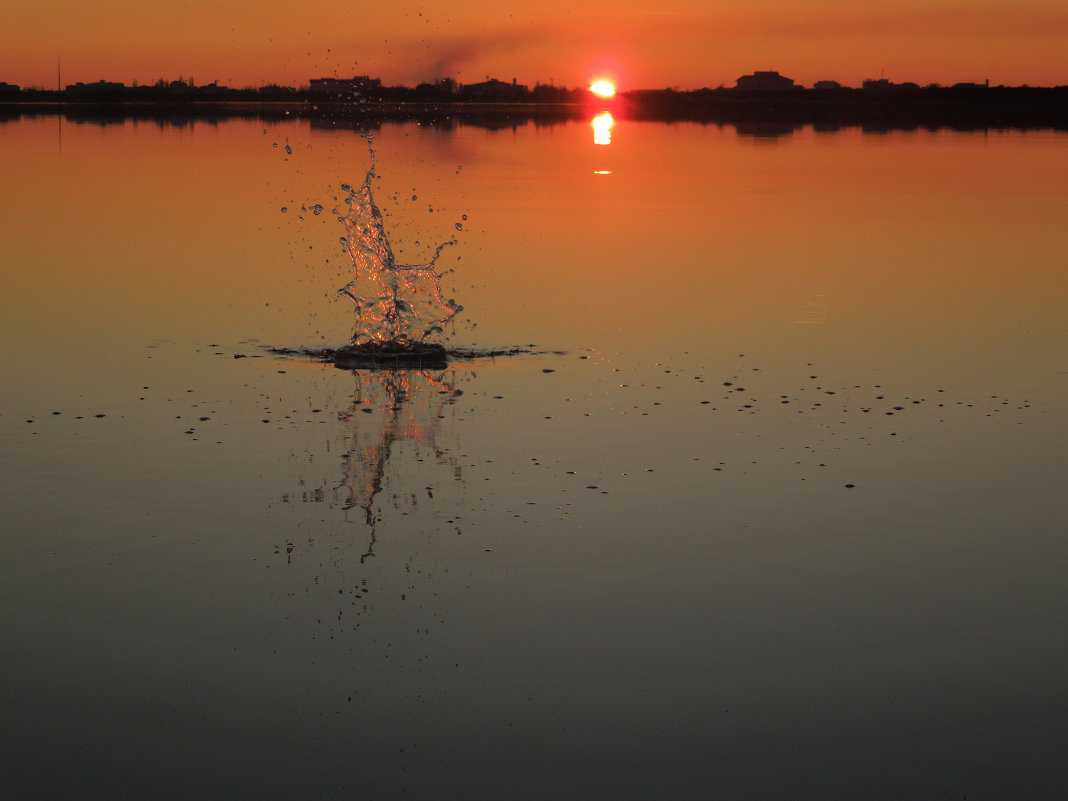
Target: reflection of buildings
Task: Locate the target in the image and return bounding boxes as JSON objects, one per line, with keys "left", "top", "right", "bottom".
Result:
{"left": 336, "top": 368, "right": 462, "bottom": 561}
{"left": 735, "top": 71, "right": 799, "bottom": 91}
{"left": 734, "top": 121, "right": 802, "bottom": 139}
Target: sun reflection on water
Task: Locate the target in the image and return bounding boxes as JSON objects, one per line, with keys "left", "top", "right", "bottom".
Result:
{"left": 592, "top": 112, "right": 614, "bottom": 146}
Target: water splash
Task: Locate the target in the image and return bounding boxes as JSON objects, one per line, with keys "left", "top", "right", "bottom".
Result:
{"left": 338, "top": 151, "right": 462, "bottom": 347}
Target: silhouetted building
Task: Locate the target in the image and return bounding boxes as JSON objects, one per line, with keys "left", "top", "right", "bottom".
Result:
{"left": 862, "top": 79, "right": 892, "bottom": 91}
{"left": 735, "top": 71, "right": 798, "bottom": 91}
{"left": 813, "top": 80, "right": 842, "bottom": 90}
{"left": 65, "top": 80, "right": 126, "bottom": 98}
{"left": 862, "top": 78, "right": 920, "bottom": 92}
{"left": 196, "top": 81, "right": 229, "bottom": 99}
{"left": 460, "top": 78, "right": 529, "bottom": 101}
{"left": 0, "top": 81, "right": 20, "bottom": 98}
{"left": 309, "top": 76, "right": 382, "bottom": 100}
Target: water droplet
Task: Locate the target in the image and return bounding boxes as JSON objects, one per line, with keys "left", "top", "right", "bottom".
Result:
{"left": 454, "top": 222, "right": 462, "bottom": 231}
{"left": 281, "top": 207, "right": 288, "bottom": 213}
{"left": 284, "top": 144, "right": 292, "bottom": 154}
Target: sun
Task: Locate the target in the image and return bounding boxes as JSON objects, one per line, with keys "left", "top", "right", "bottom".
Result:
{"left": 589, "top": 80, "right": 616, "bottom": 98}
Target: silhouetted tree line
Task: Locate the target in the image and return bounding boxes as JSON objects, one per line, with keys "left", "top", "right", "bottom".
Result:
{"left": 2, "top": 76, "right": 587, "bottom": 104}
{"left": 622, "top": 84, "right": 1068, "bottom": 128}
{"left": 10, "top": 78, "right": 299, "bottom": 102}
{"left": 2, "top": 76, "right": 1066, "bottom": 128}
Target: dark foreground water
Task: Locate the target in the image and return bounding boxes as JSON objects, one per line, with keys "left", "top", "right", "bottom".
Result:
{"left": 1, "top": 113, "right": 1066, "bottom": 799}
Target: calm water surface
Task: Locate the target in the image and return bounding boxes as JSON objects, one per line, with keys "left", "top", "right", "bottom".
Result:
{"left": 1, "top": 113, "right": 1066, "bottom": 799}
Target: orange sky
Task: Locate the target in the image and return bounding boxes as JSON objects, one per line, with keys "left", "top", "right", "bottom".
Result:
{"left": 3, "top": 0, "right": 1067, "bottom": 90}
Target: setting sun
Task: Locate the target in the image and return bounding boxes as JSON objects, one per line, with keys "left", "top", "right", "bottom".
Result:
{"left": 589, "top": 80, "right": 616, "bottom": 98}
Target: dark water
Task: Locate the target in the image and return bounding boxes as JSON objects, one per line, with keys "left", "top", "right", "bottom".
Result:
{"left": 0, "top": 114, "right": 1066, "bottom": 799}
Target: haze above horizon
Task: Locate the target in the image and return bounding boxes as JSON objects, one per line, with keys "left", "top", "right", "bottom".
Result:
{"left": 4, "top": 0, "right": 1067, "bottom": 91}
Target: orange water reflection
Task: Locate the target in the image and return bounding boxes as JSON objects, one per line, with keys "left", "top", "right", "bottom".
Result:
{"left": 1, "top": 115, "right": 1065, "bottom": 391}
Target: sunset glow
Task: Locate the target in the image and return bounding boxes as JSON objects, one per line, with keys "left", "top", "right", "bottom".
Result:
{"left": 590, "top": 80, "right": 616, "bottom": 98}
{"left": 0, "top": 1, "right": 1065, "bottom": 90}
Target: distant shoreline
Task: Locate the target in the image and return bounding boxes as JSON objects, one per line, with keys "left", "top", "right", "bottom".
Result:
{"left": 2, "top": 88, "right": 1066, "bottom": 131}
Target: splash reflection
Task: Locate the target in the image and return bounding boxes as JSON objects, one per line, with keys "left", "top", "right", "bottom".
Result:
{"left": 337, "top": 368, "right": 462, "bottom": 561}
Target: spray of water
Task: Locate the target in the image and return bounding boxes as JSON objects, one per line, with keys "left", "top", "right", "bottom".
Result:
{"left": 338, "top": 146, "right": 462, "bottom": 347}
